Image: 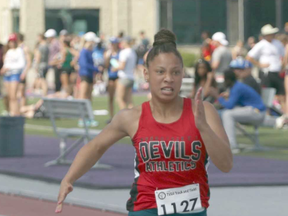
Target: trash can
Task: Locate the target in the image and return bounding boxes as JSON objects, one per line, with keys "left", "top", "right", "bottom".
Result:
{"left": 0, "top": 116, "right": 25, "bottom": 157}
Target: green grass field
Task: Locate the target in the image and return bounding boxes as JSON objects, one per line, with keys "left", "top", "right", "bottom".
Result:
{"left": 1, "top": 95, "right": 287, "bottom": 160}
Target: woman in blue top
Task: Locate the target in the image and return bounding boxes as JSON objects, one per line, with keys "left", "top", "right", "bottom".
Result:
{"left": 104, "top": 37, "right": 120, "bottom": 123}
{"left": 78, "top": 32, "right": 100, "bottom": 101}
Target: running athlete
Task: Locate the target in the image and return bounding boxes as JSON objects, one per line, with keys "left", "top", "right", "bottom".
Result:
{"left": 55, "top": 29, "right": 233, "bottom": 216}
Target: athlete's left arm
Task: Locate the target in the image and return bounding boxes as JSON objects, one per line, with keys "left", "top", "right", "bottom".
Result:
{"left": 200, "top": 102, "right": 233, "bottom": 173}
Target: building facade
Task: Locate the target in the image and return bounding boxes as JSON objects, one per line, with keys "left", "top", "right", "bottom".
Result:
{"left": 0, "top": 0, "right": 287, "bottom": 49}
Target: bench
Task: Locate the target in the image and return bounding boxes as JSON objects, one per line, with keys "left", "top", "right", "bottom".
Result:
{"left": 43, "top": 98, "right": 111, "bottom": 169}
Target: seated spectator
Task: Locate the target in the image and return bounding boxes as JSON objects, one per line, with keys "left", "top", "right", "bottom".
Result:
{"left": 190, "top": 59, "right": 218, "bottom": 103}
{"left": 218, "top": 70, "right": 266, "bottom": 153}
{"left": 20, "top": 91, "right": 70, "bottom": 118}
{"left": 229, "top": 57, "right": 261, "bottom": 95}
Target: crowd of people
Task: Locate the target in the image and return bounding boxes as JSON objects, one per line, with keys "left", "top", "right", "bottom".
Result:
{"left": 0, "top": 23, "right": 288, "bottom": 146}
{"left": 0, "top": 29, "right": 150, "bottom": 124}
{"left": 196, "top": 23, "right": 288, "bottom": 152}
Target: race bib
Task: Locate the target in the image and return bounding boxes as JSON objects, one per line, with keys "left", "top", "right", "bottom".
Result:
{"left": 155, "top": 184, "right": 202, "bottom": 215}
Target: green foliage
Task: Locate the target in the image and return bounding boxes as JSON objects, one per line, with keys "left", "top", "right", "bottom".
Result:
{"left": 180, "top": 51, "right": 200, "bottom": 68}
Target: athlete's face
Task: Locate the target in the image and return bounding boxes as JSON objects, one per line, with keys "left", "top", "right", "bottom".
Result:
{"left": 144, "top": 53, "right": 184, "bottom": 101}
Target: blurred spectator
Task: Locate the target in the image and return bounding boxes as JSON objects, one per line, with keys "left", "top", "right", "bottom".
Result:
{"left": 218, "top": 69, "right": 266, "bottom": 152}
{"left": 135, "top": 31, "right": 150, "bottom": 66}
{"left": 0, "top": 42, "right": 9, "bottom": 114}
{"left": 0, "top": 33, "right": 25, "bottom": 116}
{"left": 104, "top": 37, "right": 120, "bottom": 123}
{"left": 33, "top": 33, "right": 49, "bottom": 95}
{"left": 113, "top": 36, "right": 137, "bottom": 110}
{"left": 245, "top": 36, "right": 256, "bottom": 51}
{"left": 78, "top": 32, "right": 100, "bottom": 101}
{"left": 201, "top": 31, "right": 215, "bottom": 62}
{"left": 247, "top": 24, "right": 286, "bottom": 111}
{"left": 92, "top": 39, "right": 105, "bottom": 71}
{"left": 58, "top": 40, "right": 74, "bottom": 95}
{"left": 20, "top": 91, "right": 70, "bottom": 119}
{"left": 232, "top": 40, "right": 247, "bottom": 59}
{"left": 44, "top": 29, "right": 61, "bottom": 92}
{"left": 190, "top": 59, "right": 218, "bottom": 103}
{"left": 211, "top": 32, "right": 232, "bottom": 75}
{"left": 229, "top": 57, "right": 261, "bottom": 95}
{"left": 0, "top": 42, "right": 3, "bottom": 69}
{"left": 17, "top": 33, "right": 32, "bottom": 108}
{"left": 283, "top": 22, "right": 288, "bottom": 35}
{"left": 59, "top": 29, "right": 69, "bottom": 44}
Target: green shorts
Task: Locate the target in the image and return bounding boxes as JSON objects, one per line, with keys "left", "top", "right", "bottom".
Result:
{"left": 128, "top": 208, "right": 207, "bottom": 216}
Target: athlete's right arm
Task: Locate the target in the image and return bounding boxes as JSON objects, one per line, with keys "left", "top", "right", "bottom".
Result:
{"left": 55, "top": 109, "right": 133, "bottom": 213}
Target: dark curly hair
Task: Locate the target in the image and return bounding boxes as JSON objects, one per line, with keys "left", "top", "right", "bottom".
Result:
{"left": 194, "top": 59, "right": 217, "bottom": 89}
{"left": 146, "top": 29, "right": 183, "bottom": 67}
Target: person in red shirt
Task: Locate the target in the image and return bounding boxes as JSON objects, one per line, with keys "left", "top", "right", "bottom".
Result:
{"left": 55, "top": 29, "right": 233, "bottom": 216}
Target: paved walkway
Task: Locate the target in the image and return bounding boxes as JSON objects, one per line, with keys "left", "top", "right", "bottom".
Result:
{"left": 0, "top": 174, "right": 287, "bottom": 216}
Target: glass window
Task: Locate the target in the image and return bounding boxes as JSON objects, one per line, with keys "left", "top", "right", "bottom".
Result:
{"left": 159, "top": 0, "right": 227, "bottom": 44}
{"left": 244, "top": 0, "right": 276, "bottom": 40}
{"left": 45, "top": 9, "right": 99, "bottom": 35}
{"left": 12, "top": 9, "right": 20, "bottom": 33}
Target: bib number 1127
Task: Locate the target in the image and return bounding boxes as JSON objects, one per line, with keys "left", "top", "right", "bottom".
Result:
{"left": 161, "top": 198, "right": 198, "bottom": 215}
{"left": 155, "top": 184, "right": 202, "bottom": 215}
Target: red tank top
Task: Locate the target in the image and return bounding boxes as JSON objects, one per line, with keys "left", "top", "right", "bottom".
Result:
{"left": 127, "top": 98, "right": 210, "bottom": 212}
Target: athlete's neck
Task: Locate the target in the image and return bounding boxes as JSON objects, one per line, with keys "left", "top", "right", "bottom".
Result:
{"left": 149, "top": 96, "right": 183, "bottom": 119}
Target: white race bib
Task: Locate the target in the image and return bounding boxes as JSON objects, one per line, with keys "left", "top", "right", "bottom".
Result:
{"left": 155, "top": 184, "right": 202, "bottom": 215}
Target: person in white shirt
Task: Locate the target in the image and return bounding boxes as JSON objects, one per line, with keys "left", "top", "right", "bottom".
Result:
{"left": 247, "top": 24, "right": 286, "bottom": 110}
{"left": 211, "top": 32, "right": 232, "bottom": 76}
{"left": 111, "top": 36, "right": 137, "bottom": 110}
{"left": 0, "top": 34, "right": 25, "bottom": 116}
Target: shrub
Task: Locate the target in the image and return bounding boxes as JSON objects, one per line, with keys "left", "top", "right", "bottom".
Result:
{"left": 180, "top": 51, "right": 200, "bottom": 68}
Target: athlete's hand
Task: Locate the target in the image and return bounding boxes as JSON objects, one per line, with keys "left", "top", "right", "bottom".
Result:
{"left": 194, "top": 87, "right": 208, "bottom": 131}
{"left": 55, "top": 180, "right": 73, "bottom": 213}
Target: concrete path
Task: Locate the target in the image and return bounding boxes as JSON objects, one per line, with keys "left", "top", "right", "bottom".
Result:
{"left": 0, "top": 174, "right": 287, "bottom": 216}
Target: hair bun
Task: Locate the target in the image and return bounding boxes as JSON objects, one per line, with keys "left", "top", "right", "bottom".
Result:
{"left": 153, "top": 29, "right": 177, "bottom": 48}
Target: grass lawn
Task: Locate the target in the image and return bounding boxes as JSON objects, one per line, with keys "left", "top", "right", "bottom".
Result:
{"left": 1, "top": 95, "right": 287, "bottom": 160}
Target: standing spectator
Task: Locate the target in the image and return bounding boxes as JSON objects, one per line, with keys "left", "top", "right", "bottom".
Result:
{"left": 17, "top": 33, "right": 32, "bottom": 108}
{"left": 78, "top": 32, "right": 100, "bottom": 101}
{"left": 201, "top": 31, "right": 215, "bottom": 62}
{"left": 112, "top": 36, "right": 137, "bottom": 110}
{"left": 0, "top": 34, "right": 25, "bottom": 116}
{"left": 232, "top": 40, "right": 247, "bottom": 59}
{"left": 283, "top": 22, "right": 288, "bottom": 35}
{"left": 78, "top": 32, "right": 100, "bottom": 127}
{"left": 229, "top": 57, "right": 261, "bottom": 95}
{"left": 245, "top": 36, "right": 256, "bottom": 51}
{"left": 104, "top": 37, "right": 120, "bottom": 123}
{"left": 59, "top": 29, "right": 69, "bottom": 44}
{"left": 211, "top": 32, "right": 232, "bottom": 76}
{"left": 0, "top": 42, "right": 9, "bottom": 114}
{"left": 44, "top": 29, "right": 61, "bottom": 92}
{"left": 218, "top": 70, "right": 266, "bottom": 152}
{"left": 34, "top": 33, "right": 49, "bottom": 96}
{"left": 246, "top": 24, "right": 286, "bottom": 111}
{"left": 58, "top": 40, "right": 74, "bottom": 95}
{"left": 135, "top": 31, "right": 150, "bottom": 66}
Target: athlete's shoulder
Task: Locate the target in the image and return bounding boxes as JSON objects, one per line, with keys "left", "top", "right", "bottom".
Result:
{"left": 112, "top": 104, "right": 142, "bottom": 126}
{"left": 117, "top": 104, "right": 142, "bottom": 122}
